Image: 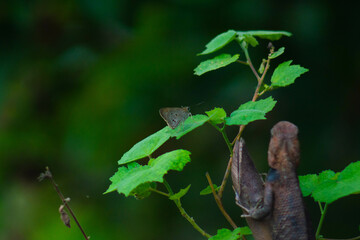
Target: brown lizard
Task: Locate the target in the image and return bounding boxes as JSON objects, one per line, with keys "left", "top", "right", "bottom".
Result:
{"left": 231, "top": 138, "right": 272, "bottom": 240}
{"left": 239, "top": 121, "right": 314, "bottom": 240}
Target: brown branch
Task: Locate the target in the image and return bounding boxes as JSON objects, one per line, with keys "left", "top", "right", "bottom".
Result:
{"left": 218, "top": 156, "right": 232, "bottom": 198}
{"left": 245, "top": 53, "right": 261, "bottom": 81}
{"left": 39, "top": 167, "right": 89, "bottom": 240}
{"left": 205, "top": 172, "right": 237, "bottom": 229}
{"left": 251, "top": 54, "right": 271, "bottom": 102}
{"left": 219, "top": 46, "right": 274, "bottom": 201}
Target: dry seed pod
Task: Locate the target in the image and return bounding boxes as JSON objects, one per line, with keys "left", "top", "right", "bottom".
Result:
{"left": 59, "top": 205, "right": 71, "bottom": 228}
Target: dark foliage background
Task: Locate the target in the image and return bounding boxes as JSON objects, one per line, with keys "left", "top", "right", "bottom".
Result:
{"left": 0, "top": 1, "right": 359, "bottom": 239}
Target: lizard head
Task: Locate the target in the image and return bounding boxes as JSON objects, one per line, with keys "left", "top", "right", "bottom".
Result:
{"left": 268, "top": 121, "right": 300, "bottom": 170}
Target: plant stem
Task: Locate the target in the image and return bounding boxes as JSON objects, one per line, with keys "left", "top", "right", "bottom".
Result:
{"left": 218, "top": 156, "right": 232, "bottom": 198}
{"left": 241, "top": 43, "right": 260, "bottom": 81}
{"left": 318, "top": 201, "right": 324, "bottom": 213}
{"left": 149, "top": 188, "right": 170, "bottom": 197}
{"left": 209, "top": 122, "right": 233, "bottom": 198}
{"left": 316, "top": 202, "right": 329, "bottom": 239}
{"left": 211, "top": 124, "right": 233, "bottom": 155}
{"left": 221, "top": 125, "right": 233, "bottom": 155}
{"left": 43, "top": 167, "right": 89, "bottom": 240}
{"left": 233, "top": 46, "right": 269, "bottom": 143}
{"left": 219, "top": 46, "right": 274, "bottom": 198}
{"left": 209, "top": 123, "right": 233, "bottom": 198}
{"left": 163, "top": 180, "right": 212, "bottom": 239}
{"left": 237, "top": 60, "right": 249, "bottom": 66}
{"left": 251, "top": 52, "right": 271, "bottom": 102}
{"left": 205, "top": 172, "right": 238, "bottom": 229}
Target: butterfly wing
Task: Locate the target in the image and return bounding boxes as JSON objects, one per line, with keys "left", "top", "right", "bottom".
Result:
{"left": 159, "top": 107, "right": 191, "bottom": 129}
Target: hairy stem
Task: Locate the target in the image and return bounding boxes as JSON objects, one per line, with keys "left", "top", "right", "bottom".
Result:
{"left": 316, "top": 203, "right": 329, "bottom": 239}
{"left": 206, "top": 172, "right": 237, "bottom": 229}
{"left": 163, "top": 180, "right": 212, "bottom": 238}
{"left": 42, "top": 167, "right": 89, "bottom": 240}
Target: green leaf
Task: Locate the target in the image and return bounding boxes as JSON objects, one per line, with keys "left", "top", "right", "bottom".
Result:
{"left": 269, "top": 47, "right": 285, "bottom": 59}
{"left": 299, "top": 161, "right": 360, "bottom": 203}
{"left": 169, "top": 184, "right": 191, "bottom": 200}
{"left": 194, "top": 54, "right": 240, "bottom": 76}
{"left": 258, "top": 59, "right": 266, "bottom": 74}
{"left": 118, "top": 127, "right": 173, "bottom": 165}
{"left": 199, "top": 30, "right": 237, "bottom": 55}
{"left": 299, "top": 174, "right": 318, "bottom": 197}
{"left": 237, "top": 30, "right": 292, "bottom": 41}
{"left": 243, "top": 34, "right": 259, "bottom": 47}
{"left": 130, "top": 182, "right": 156, "bottom": 199}
{"left": 105, "top": 150, "right": 191, "bottom": 196}
{"left": 200, "top": 184, "right": 219, "bottom": 195}
{"left": 209, "top": 227, "right": 252, "bottom": 240}
{"left": 270, "top": 60, "right": 308, "bottom": 87}
{"left": 117, "top": 115, "right": 208, "bottom": 166}
{"left": 105, "top": 162, "right": 142, "bottom": 194}
{"left": 170, "top": 114, "right": 209, "bottom": 139}
{"left": 206, "top": 108, "right": 227, "bottom": 125}
{"left": 238, "top": 227, "right": 252, "bottom": 235}
{"left": 225, "top": 97, "right": 277, "bottom": 126}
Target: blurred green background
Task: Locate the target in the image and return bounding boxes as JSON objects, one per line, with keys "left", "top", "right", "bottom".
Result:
{"left": 1, "top": 0, "right": 359, "bottom": 239}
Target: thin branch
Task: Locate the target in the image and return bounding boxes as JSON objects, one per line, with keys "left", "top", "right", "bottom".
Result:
{"left": 237, "top": 60, "right": 249, "bottom": 66}
{"left": 205, "top": 172, "right": 237, "bottom": 229}
{"left": 163, "top": 180, "right": 212, "bottom": 239}
{"left": 318, "top": 201, "right": 324, "bottom": 213}
{"left": 218, "top": 156, "right": 232, "bottom": 198}
{"left": 251, "top": 53, "right": 271, "bottom": 102}
{"left": 316, "top": 203, "right": 329, "bottom": 239}
{"left": 149, "top": 188, "right": 170, "bottom": 197}
{"left": 39, "top": 167, "right": 89, "bottom": 240}
{"left": 241, "top": 45, "right": 260, "bottom": 81}
{"left": 232, "top": 46, "right": 271, "bottom": 144}
{"left": 220, "top": 47, "right": 274, "bottom": 196}
{"left": 208, "top": 122, "right": 234, "bottom": 199}
{"left": 220, "top": 125, "right": 233, "bottom": 155}
{"left": 211, "top": 124, "right": 233, "bottom": 155}
{"left": 231, "top": 124, "right": 246, "bottom": 145}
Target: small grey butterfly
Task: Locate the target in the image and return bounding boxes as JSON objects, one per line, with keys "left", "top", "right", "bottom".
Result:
{"left": 159, "top": 107, "right": 191, "bottom": 129}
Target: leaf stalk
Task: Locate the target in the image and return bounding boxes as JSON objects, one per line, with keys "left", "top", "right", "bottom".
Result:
{"left": 316, "top": 202, "right": 329, "bottom": 239}
{"left": 211, "top": 123, "right": 233, "bottom": 155}
{"left": 163, "top": 180, "right": 212, "bottom": 238}
{"left": 149, "top": 188, "right": 170, "bottom": 197}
